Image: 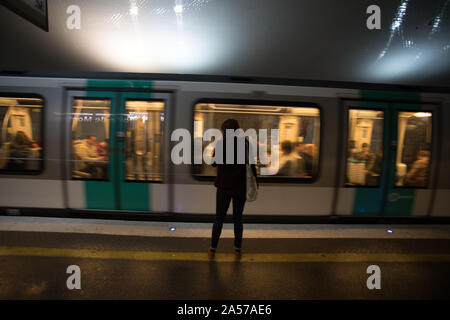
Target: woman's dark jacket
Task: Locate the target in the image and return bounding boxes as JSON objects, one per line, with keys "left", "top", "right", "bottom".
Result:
{"left": 211, "top": 136, "right": 257, "bottom": 195}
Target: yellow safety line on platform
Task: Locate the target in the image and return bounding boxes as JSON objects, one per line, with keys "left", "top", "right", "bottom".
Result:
{"left": 0, "top": 246, "right": 449, "bottom": 263}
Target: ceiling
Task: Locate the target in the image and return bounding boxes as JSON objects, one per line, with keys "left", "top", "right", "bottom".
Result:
{"left": 0, "top": 0, "right": 449, "bottom": 88}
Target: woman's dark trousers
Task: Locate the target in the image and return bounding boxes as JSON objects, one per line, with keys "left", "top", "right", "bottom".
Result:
{"left": 211, "top": 188, "right": 246, "bottom": 250}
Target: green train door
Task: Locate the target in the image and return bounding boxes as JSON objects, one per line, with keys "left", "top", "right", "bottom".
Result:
{"left": 383, "top": 103, "right": 437, "bottom": 217}
{"left": 336, "top": 99, "right": 437, "bottom": 217}
{"left": 66, "top": 91, "right": 118, "bottom": 210}
{"left": 66, "top": 90, "right": 168, "bottom": 212}
{"left": 337, "top": 100, "right": 390, "bottom": 216}
{"left": 116, "top": 92, "right": 166, "bottom": 211}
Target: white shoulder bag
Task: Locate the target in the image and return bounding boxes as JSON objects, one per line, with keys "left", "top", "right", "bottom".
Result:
{"left": 246, "top": 163, "right": 258, "bottom": 202}
{"left": 245, "top": 139, "right": 258, "bottom": 202}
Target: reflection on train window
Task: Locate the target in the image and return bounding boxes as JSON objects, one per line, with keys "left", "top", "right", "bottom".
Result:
{"left": 71, "top": 98, "right": 110, "bottom": 180}
{"left": 0, "top": 96, "right": 43, "bottom": 173}
{"left": 193, "top": 102, "right": 320, "bottom": 179}
{"left": 125, "top": 100, "right": 164, "bottom": 182}
{"left": 395, "top": 111, "right": 432, "bottom": 188}
{"left": 346, "top": 109, "right": 384, "bottom": 187}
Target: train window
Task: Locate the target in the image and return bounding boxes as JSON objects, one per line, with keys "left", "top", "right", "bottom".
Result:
{"left": 71, "top": 98, "right": 110, "bottom": 180}
{"left": 124, "top": 100, "right": 164, "bottom": 182}
{"left": 395, "top": 111, "right": 432, "bottom": 188}
{"left": 0, "top": 96, "right": 43, "bottom": 173}
{"left": 193, "top": 102, "right": 320, "bottom": 180}
{"left": 346, "top": 109, "right": 384, "bottom": 187}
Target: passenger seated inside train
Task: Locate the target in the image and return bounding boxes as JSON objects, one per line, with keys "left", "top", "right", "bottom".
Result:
{"left": 295, "top": 142, "right": 314, "bottom": 177}
{"left": 96, "top": 139, "right": 108, "bottom": 161}
{"left": 277, "top": 141, "right": 305, "bottom": 177}
{"left": 7, "top": 131, "right": 34, "bottom": 171}
{"left": 404, "top": 150, "right": 430, "bottom": 187}
{"left": 73, "top": 134, "right": 108, "bottom": 179}
{"left": 366, "top": 147, "right": 382, "bottom": 186}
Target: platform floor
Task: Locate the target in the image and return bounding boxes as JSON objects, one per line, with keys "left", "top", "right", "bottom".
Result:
{"left": 0, "top": 216, "right": 449, "bottom": 299}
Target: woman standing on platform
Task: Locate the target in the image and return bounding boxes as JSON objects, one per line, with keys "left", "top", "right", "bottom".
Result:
{"left": 208, "top": 119, "right": 257, "bottom": 260}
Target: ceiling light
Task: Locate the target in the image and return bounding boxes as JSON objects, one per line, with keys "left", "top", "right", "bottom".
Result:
{"left": 130, "top": 5, "right": 139, "bottom": 16}
{"left": 414, "top": 112, "right": 432, "bottom": 117}
{"left": 174, "top": 5, "right": 183, "bottom": 14}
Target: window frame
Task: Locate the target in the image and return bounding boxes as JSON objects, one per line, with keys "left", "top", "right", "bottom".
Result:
{"left": 344, "top": 106, "right": 386, "bottom": 188}
{"left": 123, "top": 97, "right": 166, "bottom": 183}
{"left": 394, "top": 109, "right": 434, "bottom": 189}
{"left": 70, "top": 96, "right": 112, "bottom": 182}
{"left": 191, "top": 98, "right": 322, "bottom": 184}
{"left": 0, "top": 92, "right": 45, "bottom": 175}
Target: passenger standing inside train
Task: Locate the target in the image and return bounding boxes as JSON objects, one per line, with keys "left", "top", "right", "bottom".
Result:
{"left": 208, "top": 119, "right": 257, "bottom": 260}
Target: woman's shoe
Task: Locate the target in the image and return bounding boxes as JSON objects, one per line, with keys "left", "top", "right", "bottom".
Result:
{"left": 234, "top": 249, "right": 242, "bottom": 260}
{"left": 208, "top": 248, "right": 216, "bottom": 259}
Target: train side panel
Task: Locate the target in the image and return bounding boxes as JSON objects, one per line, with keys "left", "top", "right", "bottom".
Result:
{"left": 0, "top": 82, "right": 66, "bottom": 209}
{"left": 160, "top": 82, "right": 358, "bottom": 215}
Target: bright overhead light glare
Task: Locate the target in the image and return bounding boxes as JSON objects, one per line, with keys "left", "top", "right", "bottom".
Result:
{"left": 81, "top": 12, "right": 222, "bottom": 73}
{"left": 174, "top": 5, "right": 183, "bottom": 14}
{"left": 130, "top": 5, "right": 139, "bottom": 16}
{"left": 414, "top": 112, "right": 432, "bottom": 117}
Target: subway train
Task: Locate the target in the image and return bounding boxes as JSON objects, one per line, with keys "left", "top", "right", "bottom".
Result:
{"left": 0, "top": 74, "right": 449, "bottom": 221}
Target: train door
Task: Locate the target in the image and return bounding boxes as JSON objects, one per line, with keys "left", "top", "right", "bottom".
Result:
{"left": 66, "top": 91, "right": 117, "bottom": 210}
{"left": 65, "top": 90, "right": 170, "bottom": 212}
{"left": 383, "top": 103, "right": 437, "bottom": 216}
{"left": 336, "top": 101, "right": 389, "bottom": 216}
{"left": 335, "top": 100, "right": 437, "bottom": 217}
{"left": 117, "top": 92, "right": 167, "bottom": 211}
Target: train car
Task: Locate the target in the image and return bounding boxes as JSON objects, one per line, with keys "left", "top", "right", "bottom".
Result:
{"left": 0, "top": 74, "right": 449, "bottom": 221}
